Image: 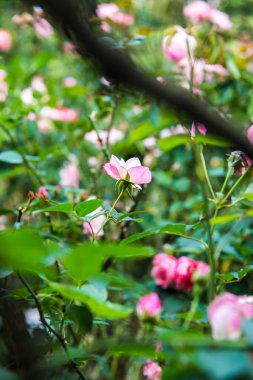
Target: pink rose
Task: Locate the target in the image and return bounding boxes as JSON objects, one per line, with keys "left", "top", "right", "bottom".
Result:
{"left": 96, "top": 3, "right": 134, "bottom": 31}
{"left": 104, "top": 155, "right": 152, "bottom": 186}
{"left": 12, "top": 12, "right": 33, "bottom": 26}
{"left": 96, "top": 3, "right": 120, "bottom": 20}
{"left": 183, "top": 1, "right": 232, "bottom": 31}
{"left": 0, "top": 29, "right": 12, "bottom": 52}
{"left": 174, "top": 256, "right": 198, "bottom": 291}
{"left": 208, "top": 292, "right": 253, "bottom": 340}
{"left": 151, "top": 253, "right": 177, "bottom": 288}
{"left": 209, "top": 9, "right": 232, "bottom": 31}
{"left": 136, "top": 293, "right": 162, "bottom": 319}
{"left": 247, "top": 125, "right": 253, "bottom": 144}
{"left": 162, "top": 26, "right": 196, "bottom": 62}
{"left": 143, "top": 360, "right": 162, "bottom": 380}
{"left": 60, "top": 162, "right": 79, "bottom": 188}
{"left": 183, "top": 1, "right": 212, "bottom": 23}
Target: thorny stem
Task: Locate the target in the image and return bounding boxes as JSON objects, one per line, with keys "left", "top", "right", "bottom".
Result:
{"left": 17, "top": 273, "right": 87, "bottom": 380}
{"left": 200, "top": 145, "right": 215, "bottom": 200}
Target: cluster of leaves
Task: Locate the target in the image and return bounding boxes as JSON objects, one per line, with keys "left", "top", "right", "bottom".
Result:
{"left": 0, "top": 0, "right": 253, "bottom": 379}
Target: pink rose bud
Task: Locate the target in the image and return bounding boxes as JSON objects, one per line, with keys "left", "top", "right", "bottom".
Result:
{"left": 208, "top": 292, "right": 253, "bottom": 340}
{"left": 0, "top": 29, "right": 12, "bottom": 52}
{"left": 143, "top": 360, "right": 162, "bottom": 380}
{"left": 151, "top": 253, "right": 177, "bottom": 288}
{"left": 104, "top": 155, "right": 152, "bottom": 186}
{"left": 229, "top": 150, "right": 252, "bottom": 176}
{"left": 38, "top": 186, "right": 48, "bottom": 199}
{"left": 193, "top": 261, "right": 210, "bottom": 283}
{"left": 136, "top": 293, "right": 162, "bottom": 319}
{"left": 162, "top": 26, "right": 196, "bottom": 62}
{"left": 247, "top": 125, "right": 253, "bottom": 144}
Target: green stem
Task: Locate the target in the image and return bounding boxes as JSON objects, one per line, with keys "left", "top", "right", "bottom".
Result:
{"left": 222, "top": 169, "right": 249, "bottom": 204}
{"left": 93, "top": 187, "right": 125, "bottom": 240}
{"left": 183, "top": 285, "right": 201, "bottom": 330}
{"left": 220, "top": 166, "right": 233, "bottom": 194}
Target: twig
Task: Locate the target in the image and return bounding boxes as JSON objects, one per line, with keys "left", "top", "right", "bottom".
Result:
{"left": 17, "top": 273, "right": 87, "bottom": 380}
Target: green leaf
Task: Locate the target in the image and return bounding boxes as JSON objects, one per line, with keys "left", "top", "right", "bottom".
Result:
{"left": 158, "top": 135, "right": 190, "bottom": 152}
{"left": 74, "top": 199, "right": 103, "bottom": 217}
{"left": 211, "top": 214, "right": 241, "bottom": 225}
{"left": 159, "top": 223, "right": 186, "bottom": 234}
{"left": 195, "top": 135, "right": 230, "bottom": 147}
{"left": 0, "top": 229, "right": 49, "bottom": 274}
{"left": 0, "top": 150, "right": 23, "bottom": 164}
{"left": 121, "top": 228, "right": 157, "bottom": 245}
{"left": 61, "top": 245, "right": 104, "bottom": 283}
{"left": 35, "top": 202, "right": 73, "bottom": 214}
{"left": 47, "top": 281, "right": 131, "bottom": 319}
{"left": 108, "top": 344, "right": 157, "bottom": 358}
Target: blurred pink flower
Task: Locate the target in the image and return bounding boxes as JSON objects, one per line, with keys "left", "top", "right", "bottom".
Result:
{"left": 33, "top": 7, "right": 53, "bottom": 39}
{"left": 63, "top": 42, "right": 77, "bottom": 54}
{"left": 38, "top": 186, "right": 48, "bottom": 199}
{"left": 0, "top": 70, "right": 8, "bottom": 102}
{"left": 20, "top": 87, "right": 35, "bottom": 105}
{"left": 136, "top": 293, "right": 162, "bottom": 319}
{"left": 12, "top": 12, "right": 33, "bottom": 26}
{"left": 40, "top": 106, "right": 78, "bottom": 123}
{"left": 143, "top": 360, "right": 162, "bottom": 380}
{"left": 83, "top": 204, "right": 106, "bottom": 238}
{"left": 247, "top": 125, "right": 253, "bottom": 144}
{"left": 208, "top": 292, "right": 253, "bottom": 340}
{"left": 31, "top": 76, "right": 47, "bottom": 93}
{"left": 151, "top": 253, "right": 177, "bottom": 288}
{"left": 174, "top": 256, "right": 198, "bottom": 292}
{"left": 63, "top": 76, "right": 77, "bottom": 88}
{"left": 180, "top": 59, "right": 229, "bottom": 86}
{"left": 37, "top": 118, "right": 54, "bottom": 133}
{"left": 104, "top": 155, "right": 152, "bottom": 185}
{"left": 162, "top": 26, "right": 196, "bottom": 62}
{"left": 85, "top": 128, "right": 123, "bottom": 147}
{"left": 191, "top": 122, "right": 207, "bottom": 138}
{"left": 183, "top": 1, "right": 232, "bottom": 31}
{"left": 0, "top": 29, "right": 12, "bottom": 52}
{"left": 96, "top": 2, "right": 134, "bottom": 31}
{"left": 183, "top": 1, "right": 212, "bottom": 23}
{"left": 60, "top": 162, "right": 79, "bottom": 188}
{"left": 151, "top": 254, "right": 210, "bottom": 291}
{"left": 209, "top": 9, "right": 232, "bottom": 31}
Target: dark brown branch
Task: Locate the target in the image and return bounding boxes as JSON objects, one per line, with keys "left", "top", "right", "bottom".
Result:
{"left": 23, "top": 0, "right": 253, "bottom": 159}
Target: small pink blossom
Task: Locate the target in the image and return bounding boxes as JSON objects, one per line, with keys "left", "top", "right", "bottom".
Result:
{"left": 37, "top": 118, "right": 54, "bottom": 133}
{"left": 183, "top": 1, "right": 232, "bottom": 31}
{"left": 60, "top": 162, "right": 79, "bottom": 188}
{"left": 209, "top": 9, "right": 232, "bottom": 31}
{"left": 27, "top": 112, "right": 37, "bottom": 121}
{"left": 20, "top": 87, "right": 35, "bottom": 105}
{"left": 208, "top": 292, "right": 253, "bottom": 340}
{"left": 96, "top": 2, "right": 134, "bottom": 31}
{"left": 183, "top": 1, "right": 212, "bottom": 23}
{"left": 31, "top": 76, "right": 47, "bottom": 93}
{"left": 104, "top": 155, "right": 152, "bottom": 186}
{"left": 63, "top": 76, "right": 77, "bottom": 88}
{"left": 143, "top": 360, "right": 162, "bottom": 380}
{"left": 151, "top": 253, "right": 177, "bottom": 288}
{"left": 33, "top": 7, "right": 53, "bottom": 39}
{"left": 38, "top": 186, "right": 48, "bottom": 199}
{"left": 0, "top": 29, "right": 12, "bottom": 52}
{"left": 0, "top": 70, "right": 8, "bottom": 102}
{"left": 162, "top": 26, "right": 196, "bottom": 62}
{"left": 191, "top": 122, "right": 207, "bottom": 138}
{"left": 136, "top": 293, "right": 162, "bottom": 319}
{"left": 85, "top": 129, "right": 123, "bottom": 147}
{"left": 53, "top": 107, "right": 79, "bottom": 122}
{"left": 83, "top": 204, "right": 106, "bottom": 238}
{"left": 247, "top": 125, "right": 253, "bottom": 144}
